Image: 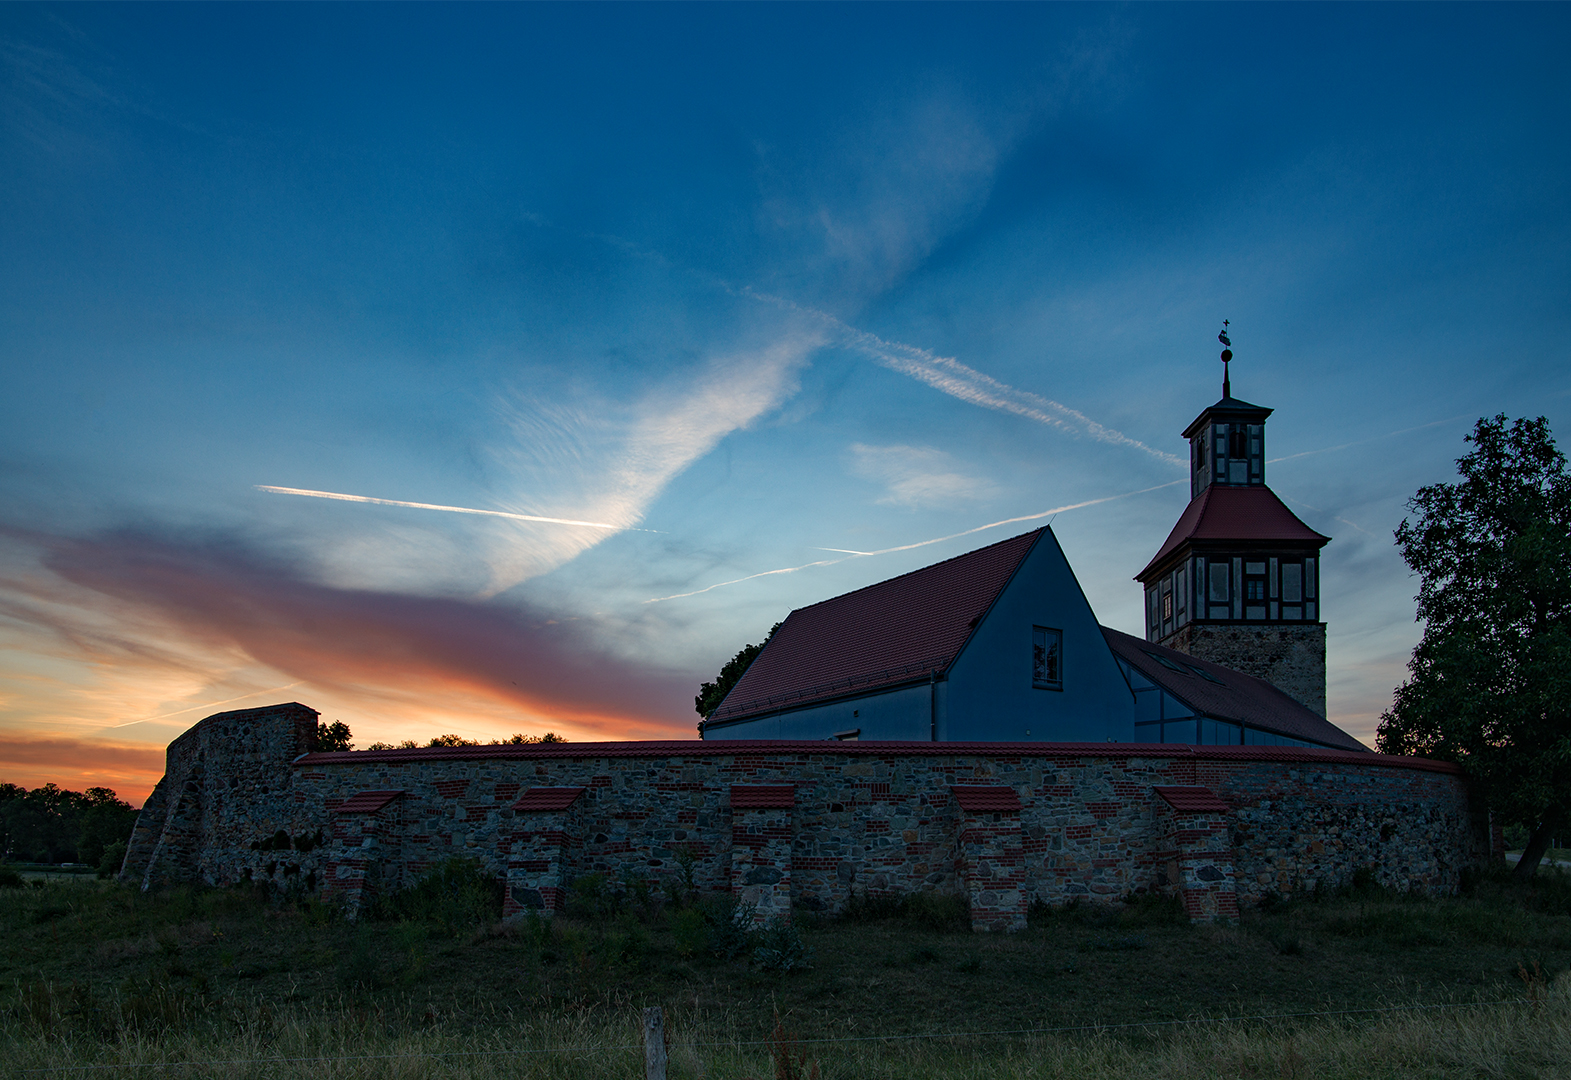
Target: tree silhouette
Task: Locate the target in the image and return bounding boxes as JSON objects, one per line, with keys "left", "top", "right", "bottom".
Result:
{"left": 1377, "top": 415, "right": 1571, "bottom": 876}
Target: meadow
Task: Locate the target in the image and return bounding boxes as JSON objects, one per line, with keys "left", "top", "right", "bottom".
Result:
{"left": 3, "top": 865, "right": 1570, "bottom": 1079}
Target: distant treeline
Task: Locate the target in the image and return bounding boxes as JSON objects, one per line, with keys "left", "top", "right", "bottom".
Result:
{"left": 0, "top": 783, "right": 140, "bottom": 872}
{"left": 312, "top": 721, "right": 567, "bottom": 752}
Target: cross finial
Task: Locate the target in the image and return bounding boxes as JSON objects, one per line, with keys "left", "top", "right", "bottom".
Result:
{"left": 1218, "top": 320, "right": 1233, "bottom": 398}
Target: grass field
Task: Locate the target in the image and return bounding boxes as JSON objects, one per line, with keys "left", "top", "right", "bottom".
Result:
{"left": 3, "top": 867, "right": 1570, "bottom": 1078}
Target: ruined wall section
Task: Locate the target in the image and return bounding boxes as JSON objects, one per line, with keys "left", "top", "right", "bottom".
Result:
{"left": 124, "top": 703, "right": 1493, "bottom": 924}
{"left": 120, "top": 703, "right": 321, "bottom": 891}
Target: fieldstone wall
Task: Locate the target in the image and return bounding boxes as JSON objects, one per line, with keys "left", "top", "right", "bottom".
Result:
{"left": 1167, "top": 623, "right": 1328, "bottom": 717}
{"left": 122, "top": 704, "right": 1497, "bottom": 927}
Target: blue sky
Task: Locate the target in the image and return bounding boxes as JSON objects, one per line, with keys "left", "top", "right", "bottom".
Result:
{"left": 2, "top": 3, "right": 1567, "bottom": 800}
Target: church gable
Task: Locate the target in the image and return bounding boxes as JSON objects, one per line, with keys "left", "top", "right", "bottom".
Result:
{"left": 704, "top": 529, "right": 1042, "bottom": 727}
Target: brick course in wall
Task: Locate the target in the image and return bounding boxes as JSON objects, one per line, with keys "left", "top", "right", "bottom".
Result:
{"left": 121, "top": 705, "right": 1498, "bottom": 926}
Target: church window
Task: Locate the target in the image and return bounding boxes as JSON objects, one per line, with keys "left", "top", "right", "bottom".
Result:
{"left": 1228, "top": 429, "right": 1248, "bottom": 459}
{"left": 1032, "top": 626, "right": 1063, "bottom": 690}
{"left": 1162, "top": 591, "right": 1173, "bottom": 620}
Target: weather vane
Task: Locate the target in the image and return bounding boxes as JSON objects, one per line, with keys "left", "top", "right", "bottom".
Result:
{"left": 1218, "top": 319, "right": 1233, "bottom": 398}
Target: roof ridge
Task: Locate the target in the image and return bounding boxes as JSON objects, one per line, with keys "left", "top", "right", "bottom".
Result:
{"left": 786, "top": 527, "right": 1045, "bottom": 615}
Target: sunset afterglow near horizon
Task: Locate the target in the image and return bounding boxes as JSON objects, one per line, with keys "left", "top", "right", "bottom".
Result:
{"left": 2, "top": 4, "right": 1568, "bottom": 805}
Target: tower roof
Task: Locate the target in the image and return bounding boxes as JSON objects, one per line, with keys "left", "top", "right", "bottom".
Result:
{"left": 703, "top": 529, "right": 1043, "bottom": 726}
{"left": 1137, "top": 485, "right": 1329, "bottom": 581}
{"left": 1181, "top": 395, "right": 1273, "bottom": 439}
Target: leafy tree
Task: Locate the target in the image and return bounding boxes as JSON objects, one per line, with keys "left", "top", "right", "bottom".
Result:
{"left": 426, "top": 733, "right": 481, "bottom": 747}
{"left": 695, "top": 622, "right": 782, "bottom": 719}
{"left": 503, "top": 732, "right": 567, "bottom": 744}
{"left": 315, "top": 720, "right": 354, "bottom": 752}
{"left": 0, "top": 782, "right": 136, "bottom": 865}
{"left": 1376, "top": 416, "right": 1571, "bottom": 877}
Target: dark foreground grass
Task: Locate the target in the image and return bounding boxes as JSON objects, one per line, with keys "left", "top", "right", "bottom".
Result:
{"left": 3, "top": 868, "right": 1570, "bottom": 1077}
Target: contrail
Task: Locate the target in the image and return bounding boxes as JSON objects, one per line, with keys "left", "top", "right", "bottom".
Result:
{"left": 645, "top": 478, "right": 1184, "bottom": 604}
{"left": 106, "top": 682, "right": 305, "bottom": 728}
{"left": 256, "top": 486, "right": 659, "bottom": 532}
{"left": 1267, "top": 414, "right": 1471, "bottom": 466}
{"left": 735, "top": 286, "right": 1185, "bottom": 468}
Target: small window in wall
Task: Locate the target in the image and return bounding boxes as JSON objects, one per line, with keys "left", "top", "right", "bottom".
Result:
{"left": 1032, "top": 626, "right": 1063, "bottom": 690}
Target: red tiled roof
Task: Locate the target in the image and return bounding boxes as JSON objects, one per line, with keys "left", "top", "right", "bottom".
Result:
{"left": 952, "top": 786, "right": 1023, "bottom": 813}
{"left": 511, "top": 787, "right": 585, "bottom": 812}
{"left": 730, "top": 785, "right": 795, "bottom": 809}
{"left": 1102, "top": 627, "right": 1368, "bottom": 752}
{"left": 332, "top": 790, "right": 403, "bottom": 814}
{"left": 293, "top": 740, "right": 1456, "bottom": 772}
{"left": 1153, "top": 786, "right": 1231, "bottom": 813}
{"left": 1138, "top": 485, "right": 1330, "bottom": 580}
{"left": 706, "top": 530, "right": 1044, "bottom": 724}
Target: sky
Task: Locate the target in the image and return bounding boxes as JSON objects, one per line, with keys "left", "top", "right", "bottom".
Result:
{"left": 2, "top": 3, "right": 1568, "bottom": 806}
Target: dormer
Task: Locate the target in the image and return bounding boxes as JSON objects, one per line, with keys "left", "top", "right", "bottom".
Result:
{"left": 1183, "top": 396, "right": 1273, "bottom": 499}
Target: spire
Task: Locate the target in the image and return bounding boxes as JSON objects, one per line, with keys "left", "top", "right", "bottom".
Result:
{"left": 1218, "top": 320, "right": 1233, "bottom": 398}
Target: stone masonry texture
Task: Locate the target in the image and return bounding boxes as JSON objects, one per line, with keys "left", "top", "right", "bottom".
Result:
{"left": 121, "top": 704, "right": 1496, "bottom": 927}
{"left": 1166, "top": 623, "right": 1328, "bottom": 718}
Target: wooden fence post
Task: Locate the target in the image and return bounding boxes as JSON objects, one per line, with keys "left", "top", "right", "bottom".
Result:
{"left": 643, "top": 1005, "right": 667, "bottom": 1080}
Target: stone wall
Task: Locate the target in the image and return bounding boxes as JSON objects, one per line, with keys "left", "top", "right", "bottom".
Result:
{"left": 122, "top": 704, "right": 1496, "bottom": 928}
{"left": 1166, "top": 623, "right": 1327, "bottom": 717}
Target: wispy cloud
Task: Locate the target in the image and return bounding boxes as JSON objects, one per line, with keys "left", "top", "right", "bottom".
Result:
{"left": 24, "top": 528, "right": 697, "bottom": 736}
{"left": 0, "top": 735, "right": 164, "bottom": 804}
{"left": 849, "top": 443, "right": 997, "bottom": 508}
{"left": 645, "top": 477, "right": 1184, "bottom": 603}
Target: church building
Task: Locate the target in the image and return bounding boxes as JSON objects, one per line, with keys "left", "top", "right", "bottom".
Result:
{"left": 698, "top": 354, "right": 1360, "bottom": 752}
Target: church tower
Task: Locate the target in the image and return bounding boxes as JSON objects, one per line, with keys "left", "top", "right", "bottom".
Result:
{"left": 1135, "top": 329, "right": 1331, "bottom": 716}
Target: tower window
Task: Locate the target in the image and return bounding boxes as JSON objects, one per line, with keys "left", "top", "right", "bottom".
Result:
{"left": 1032, "top": 626, "right": 1063, "bottom": 690}
{"left": 1162, "top": 592, "right": 1173, "bottom": 620}
{"left": 1282, "top": 563, "right": 1303, "bottom": 603}
{"left": 1228, "top": 429, "right": 1248, "bottom": 458}
{"left": 1207, "top": 563, "right": 1229, "bottom": 603}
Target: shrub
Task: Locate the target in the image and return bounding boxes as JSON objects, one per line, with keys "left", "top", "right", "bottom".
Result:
{"left": 701, "top": 895, "right": 757, "bottom": 960}
{"left": 366, "top": 857, "right": 502, "bottom": 932}
{"left": 905, "top": 890, "right": 969, "bottom": 932}
{"left": 753, "top": 916, "right": 812, "bottom": 973}
{"left": 670, "top": 907, "right": 706, "bottom": 957}
{"left": 0, "top": 866, "right": 24, "bottom": 888}
{"left": 97, "top": 840, "right": 126, "bottom": 879}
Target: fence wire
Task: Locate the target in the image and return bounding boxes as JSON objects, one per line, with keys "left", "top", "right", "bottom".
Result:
{"left": 17, "top": 995, "right": 1537, "bottom": 1073}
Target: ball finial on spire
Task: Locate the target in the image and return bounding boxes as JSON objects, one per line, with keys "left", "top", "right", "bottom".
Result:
{"left": 1218, "top": 319, "right": 1233, "bottom": 398}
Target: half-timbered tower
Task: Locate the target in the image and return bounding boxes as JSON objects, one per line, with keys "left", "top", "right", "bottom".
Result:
{"left": 1135, "top": 370, "right": 1331, "bottom": 716}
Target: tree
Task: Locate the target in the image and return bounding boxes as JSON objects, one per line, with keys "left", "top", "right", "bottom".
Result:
{"left": 503, "top": 732, "right": 567, "bottom": 744}
{"left": 315, "top": 720, "right": 354, "bottom": 752}
{"left": 1376, "top": 415, "right": 1571, "bottom": 877}
{"left": 695, "top": 622, "right": 782, "bottom": 719}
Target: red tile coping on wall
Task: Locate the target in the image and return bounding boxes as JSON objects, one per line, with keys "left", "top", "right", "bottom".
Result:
{"left": 1153, "top": 786, "right": 1231, "bottom": 813}
{"left": 332, "top": 790, "right": 404, "bottom": 814}
{"left": 730, "top": 785, "right": 795, "bottom": 809}
{"left": 952, "top": 786, "right": 1023, "bottom": 813}
{"left": 511, "top": 786, "right": 586, "bottom": 812}
{"left": 294, "top": 740, "right": 1459, "bottom": 775}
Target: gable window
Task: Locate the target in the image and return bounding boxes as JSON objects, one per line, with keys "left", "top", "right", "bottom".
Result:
{"left": 1032, "top": 626, "right": 1063, "bottom": 690}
